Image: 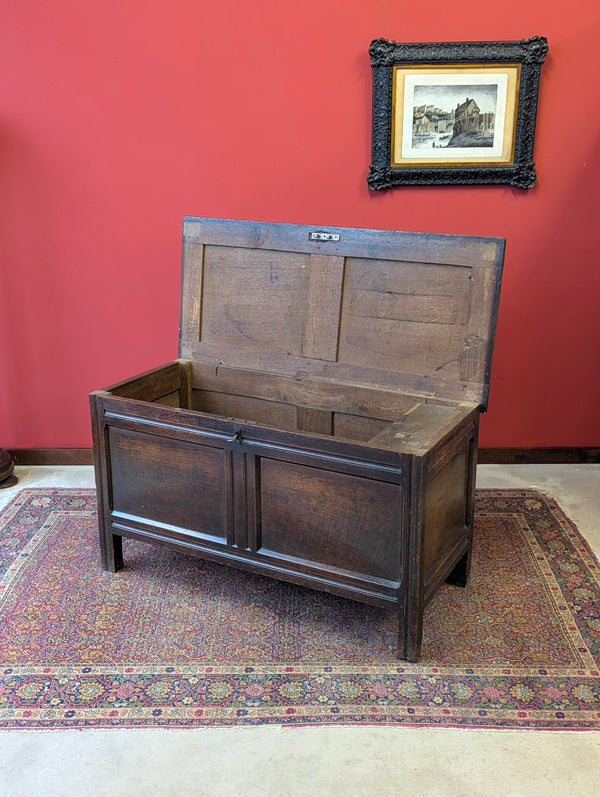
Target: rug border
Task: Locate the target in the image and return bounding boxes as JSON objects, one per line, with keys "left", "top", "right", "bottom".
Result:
{"left": 1, "top": 487, "right": 599, "bottom": 732}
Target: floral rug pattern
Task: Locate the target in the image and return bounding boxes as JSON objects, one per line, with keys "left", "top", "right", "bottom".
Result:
{"left": 0, "top": 488, "right": 599, "bottom": 730}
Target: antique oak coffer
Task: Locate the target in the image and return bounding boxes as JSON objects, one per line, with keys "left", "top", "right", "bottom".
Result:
{"left": 90, "top": 217, "right": 504, "bottom": 661}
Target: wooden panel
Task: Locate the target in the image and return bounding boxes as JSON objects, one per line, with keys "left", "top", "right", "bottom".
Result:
{"left": 338, "top": 316, "right": 465, "bottom": 377}
{"left": 154, "top": 392, "right": 181, "bottom": 407}
{"left": 460, "top": 266, "right": 502, "bottom": 407}
{"left": 104, "top": 361, "right": 183, "bottom": 402}
{"left": 180, "top": 360, "right": 193, "bottom": 410}
{"left": 183, "top": 339, "right": 485, "bottom": 404}
{"left": 338, "top": 258, "right": 470, "bottom": 378}
{"left": 259, "top": 458, "right": 404, "bottom": 582}
{"left": 346, "top": 257, "right": 470, "bottom": 301}
{"left": 422, "top": 445, "right": 470, "bottom": 583}
{"left": 192, "top": 389, "right": 298, "bottom": 430}
{"left": 333, "top": 413, "right": 389, "bottom": 442}
{"left": 367, "top": 404, "right": 476, "bottom": 456}
{"left": 350, "top": 289, "right": 466, "bottom": 325}
{"left": 232, "top": 449, "right": 249, "bottom": 549}
{"left": 101, "top": 361, "right": 191, "bottom": 410}
{"left": 199, "top": 245, "right": 310, "bottom": 356}
{"left": 296, "top": 407, "right": 333, "bottom": 435}
{"left": 179, "top": 218, "right": 504, "bottom": 405}
{"left": 190, "top": 362, "right": 423, "bottom": 421}
{"left": 108, "top": 427, "right": 226, "bottom": 540}
{"left": 183, "top": 217, "right": 505, "bottom": 268}
{"left": 179, "top": 242, "right": 204, "bottom": 343}
{"left": 301, "top": 254, "right": 344, "bottom": 361}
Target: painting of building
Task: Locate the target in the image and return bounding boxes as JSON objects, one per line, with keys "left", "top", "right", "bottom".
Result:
{"left": 411, "top": 84, "right": 497, "bottom": 149}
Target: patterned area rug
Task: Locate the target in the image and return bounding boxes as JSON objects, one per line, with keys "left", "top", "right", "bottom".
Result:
{"left": 1, "top": 488, "right": 599, "bottom": 730}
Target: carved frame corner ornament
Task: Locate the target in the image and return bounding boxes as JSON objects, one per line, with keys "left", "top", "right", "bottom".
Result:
{"left": 367, "top": 36, "right": 548, "bottom": 190}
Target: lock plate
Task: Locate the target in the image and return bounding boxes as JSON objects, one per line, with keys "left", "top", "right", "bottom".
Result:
{"left": 309, "top": 231, "right": 340, "bottom": 242}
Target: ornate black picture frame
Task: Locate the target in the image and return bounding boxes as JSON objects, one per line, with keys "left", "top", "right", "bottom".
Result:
{"left": 367, "top": 37, "right": 548, "bottom": 190}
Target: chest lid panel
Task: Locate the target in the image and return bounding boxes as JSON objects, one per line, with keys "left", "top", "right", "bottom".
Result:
{"left": 180, "top": 217, "right": 504, "bottom": 407}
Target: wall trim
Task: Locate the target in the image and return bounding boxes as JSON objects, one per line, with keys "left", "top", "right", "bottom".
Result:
{"left": 477, "top": 448, "right": 600, "bottom": 464}
{"left": 7, "top": 447, "right": 600, "bottom": 467}
{"left": 8, "top": 449, "right": 95, "bottom": 466}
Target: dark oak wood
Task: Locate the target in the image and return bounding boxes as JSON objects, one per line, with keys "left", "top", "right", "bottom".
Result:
{"left": 90, "top": 217, "right": 505, "bottom": 661}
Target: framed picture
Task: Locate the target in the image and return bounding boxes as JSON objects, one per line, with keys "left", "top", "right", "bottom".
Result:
{"left": 367, "top": 37, "right": 548, "bottom": 189}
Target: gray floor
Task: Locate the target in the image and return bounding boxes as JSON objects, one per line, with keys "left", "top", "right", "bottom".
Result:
{"left": 1, "top": 464, "right": 599, "bottom": 797}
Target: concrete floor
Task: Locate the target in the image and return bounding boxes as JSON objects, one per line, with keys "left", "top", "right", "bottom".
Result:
{"left": 0, "top": 464, "right": 599, "bottom": 797}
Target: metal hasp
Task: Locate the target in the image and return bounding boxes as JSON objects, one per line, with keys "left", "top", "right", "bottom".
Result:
{"left": 309, "top": 231, "right": 340, "bottom": 242}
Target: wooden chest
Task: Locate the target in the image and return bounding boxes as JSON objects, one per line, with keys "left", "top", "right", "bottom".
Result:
{"left": 90, "top": 217, "right": 504, "bottom": 661}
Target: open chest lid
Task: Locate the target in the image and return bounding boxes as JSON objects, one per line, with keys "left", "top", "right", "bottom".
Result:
{"left": 179, "top": 217, "right": 504, "bottom": 408}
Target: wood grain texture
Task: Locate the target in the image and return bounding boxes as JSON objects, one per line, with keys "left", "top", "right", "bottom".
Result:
{"left": 183, "top": 217, "right": 504, "bottom": 267}
{"left": 179, "top": 243, "right": 204, "bottom": 344}
{"left": 178, "top": 218, "right": 504, "bottom": 405}
{"left": 99, "top": 361, "right": 184, "bottom": 402}
{"left": 301, "top": 254, "right": 344, "bottom": 361}
{"left": 259, "top": 458, "right": 404, "bottom": 583}
{"left": 199, "top": 245, "right": 310, "bottom": 357}
{"left": 190, "top": 361, "right": 423, "bottom": 421}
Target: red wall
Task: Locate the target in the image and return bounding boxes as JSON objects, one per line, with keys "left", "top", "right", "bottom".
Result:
{"left": 2, "top": 1, "right": 600, "bottom": 449}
